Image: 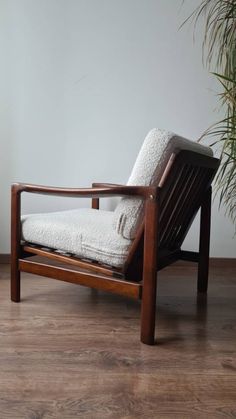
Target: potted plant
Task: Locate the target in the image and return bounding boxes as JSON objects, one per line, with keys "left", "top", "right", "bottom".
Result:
{"left": 183, "top": 1, "right": 236, "bottom": 227}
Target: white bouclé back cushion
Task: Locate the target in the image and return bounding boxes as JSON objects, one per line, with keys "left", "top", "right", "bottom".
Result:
{"left": 113, "top": 128, "right": 213, "bottom": 239}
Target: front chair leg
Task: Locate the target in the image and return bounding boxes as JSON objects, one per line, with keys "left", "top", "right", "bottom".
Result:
{"left": 197, "top": 187, "right": 212, "bottom": 293}
{"left": 141, "top": 192, "right": 159, "bottom": 345}
{"left": 141, "top": 270, "right": 158, "bottom": 345}
{"left": 11, "top": 185, "right": 21, "bottom": 302}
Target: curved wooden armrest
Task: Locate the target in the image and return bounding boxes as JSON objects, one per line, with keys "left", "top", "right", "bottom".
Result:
{"left": 11, "top": 183, "right": 158, "bottom": 199}
{"left": 92, "top": 182, "right": 123, "bottom": 188}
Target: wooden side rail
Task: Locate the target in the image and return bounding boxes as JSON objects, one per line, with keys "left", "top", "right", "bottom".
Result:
{"left": 19, "top": 259, "right": 142, "bottom": 300}
{"left": 22, "top": 244, "right": 125, "bottom": 278}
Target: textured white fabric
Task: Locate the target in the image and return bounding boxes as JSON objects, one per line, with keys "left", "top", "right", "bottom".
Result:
{"left": 21, "top": 208, "right": 131, "bottom": 268}
{"left": 113, "top": 128, "right": 213, "bottom": 239}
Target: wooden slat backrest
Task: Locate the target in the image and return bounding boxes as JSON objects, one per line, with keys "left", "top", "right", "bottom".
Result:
{"left": 159, "top": 151, "right": 219, "bottom": 250}
{"left": 125, "top": 150, "right": 220, "bottom": 279}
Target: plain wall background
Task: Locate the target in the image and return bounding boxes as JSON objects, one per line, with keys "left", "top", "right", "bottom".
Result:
{"left": 0, "top": 0, "right": 235, "bottom": 257}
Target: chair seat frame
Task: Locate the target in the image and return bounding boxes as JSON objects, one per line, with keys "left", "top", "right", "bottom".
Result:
{"left": 11, "top": 150, "right": 220, "bottom": 345}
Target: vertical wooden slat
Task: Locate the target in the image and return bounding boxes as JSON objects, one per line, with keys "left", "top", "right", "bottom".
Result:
{"left": 159, "top": 165, "right": 188, "bottom": 224}
{"left": 164, "top": 167, "right": 205, "bottom": 248}
{"left": 161, "top": 167, "right": 199, "bottom": 247}
{"left": 159, "top": 165, "right": 189, "bottom": 245}
{"left": 174, "top": 169, "right": 212, "bottom": 247}
{"left": 164, "top": 168, "right": 200, "bottom": 247}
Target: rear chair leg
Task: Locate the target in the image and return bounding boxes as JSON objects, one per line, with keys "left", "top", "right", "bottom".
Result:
{"left": 11, "top": 184, "right": 21, "bottom": 302}
{"left": 197, "top": 187, "right": 212, "bottom": 293}
{"left": 11, "top": 261, "right": 21, "bottom": 302}
{"left": 141, "top": 193, "right": 159, "bottom": 345}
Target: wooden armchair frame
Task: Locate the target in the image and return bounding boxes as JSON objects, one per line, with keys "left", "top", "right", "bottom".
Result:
{"left": 11, "top": 150, "right": 220, "bottom": 345}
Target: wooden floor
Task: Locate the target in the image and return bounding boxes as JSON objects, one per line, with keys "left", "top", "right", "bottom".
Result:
{"left": 0, "top": 263, "right": 236, "bottom": 419}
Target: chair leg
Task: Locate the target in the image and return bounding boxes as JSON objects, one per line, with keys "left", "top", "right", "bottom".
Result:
{"left": 140, "top": 194, "right": 159, "bottom": 345}
{"left": 11, "top": 185, "right": 21, "bottom": 302}
{"left": 197, "top": 187, "right": 212, "bottom": 293}
{"left": 141, "top": 271, "right": 158, "bottom": 345}
{"left": 11, "top": 259, "right": 21, "bottom": 302}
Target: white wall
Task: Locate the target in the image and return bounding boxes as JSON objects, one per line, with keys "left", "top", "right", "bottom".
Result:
{"left": 0, "top": 0, "right": 235, "bottom": 257}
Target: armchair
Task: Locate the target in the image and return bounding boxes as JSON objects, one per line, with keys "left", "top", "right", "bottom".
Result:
{"left": 11, "top": 128, "right": 220, "bottom": 344}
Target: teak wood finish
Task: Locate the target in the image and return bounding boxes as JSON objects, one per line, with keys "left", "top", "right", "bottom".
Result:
{"left": 11, "top": 150, "right": 220, "bottom": 344}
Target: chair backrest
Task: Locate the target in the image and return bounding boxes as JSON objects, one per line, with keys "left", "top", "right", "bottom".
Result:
{"left": 112, "top": 128, "right": 213, "bottom": 240}
{"left": 124, "top": 148, "right": 220, "bottom": 280}
{"left": 158, "top": 150, "right": 219, "bottom": 250}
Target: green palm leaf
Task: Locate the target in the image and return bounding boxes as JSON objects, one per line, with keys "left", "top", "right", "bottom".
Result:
{"left": 182, "top": 0, "right": 236, "bottom": 228}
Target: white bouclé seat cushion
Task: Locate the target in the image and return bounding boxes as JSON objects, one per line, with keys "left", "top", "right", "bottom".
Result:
{"left": 112, "top": 128, "right": 213, "bottom": 239}
{"left": 21, "top": 208, "right": 132, "bottom": 268}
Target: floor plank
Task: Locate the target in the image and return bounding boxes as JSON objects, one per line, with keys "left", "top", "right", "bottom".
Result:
{"left": 0, "top": 263, "right": 236, "bottom": 418}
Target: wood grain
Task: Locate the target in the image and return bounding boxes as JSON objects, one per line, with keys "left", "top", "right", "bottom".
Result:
{"left": 19, "top": 258, "right": 141, "bottom": 299}
{"left": 22, "top": 245, "right": 124, "bottom": 278}
{"left": 1, "top": 263, "right": 236, "bottom": 418}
